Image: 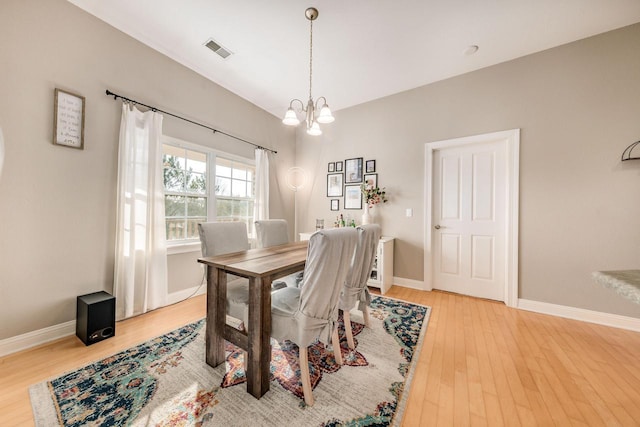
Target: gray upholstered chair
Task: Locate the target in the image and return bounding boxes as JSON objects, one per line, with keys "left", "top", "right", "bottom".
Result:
{"left": 254, "top": 219, "right": 302, "bottom": 289}
{"left": 197, "top": 222, "right": 251, "bottom": 325}
{"left": 270, "top": 227, "right": 358, "bottom": 406}
{"left": 254, "top": 219, "right": 289, "bottom": 248}
{"left": 340, "top": 224, "right": 382, "bottom": 349}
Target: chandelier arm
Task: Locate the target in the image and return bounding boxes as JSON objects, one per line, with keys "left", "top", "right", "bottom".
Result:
{"left": 315, "top": 96, "right": 328, "bottom": 109}
{"left": 288, "top": 98, "right": 306, "bottom": 112}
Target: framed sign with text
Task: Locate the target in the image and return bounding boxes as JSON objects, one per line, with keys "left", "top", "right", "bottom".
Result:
{"left": 53, "top": 88, "right": 85, "bottom": 149}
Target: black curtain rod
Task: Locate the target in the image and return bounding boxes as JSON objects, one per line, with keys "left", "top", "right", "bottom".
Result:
{"left": 105, "top": 89, "right": 277, "bottom": 154}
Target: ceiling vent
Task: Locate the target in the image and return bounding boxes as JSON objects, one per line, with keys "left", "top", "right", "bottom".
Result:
{"left": 205, "top": 38, "right": 232, "bottom": 59}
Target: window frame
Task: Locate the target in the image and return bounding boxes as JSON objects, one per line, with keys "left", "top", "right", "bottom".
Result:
{"left": 162, "top": 135, "right": 256, "bottom": 252}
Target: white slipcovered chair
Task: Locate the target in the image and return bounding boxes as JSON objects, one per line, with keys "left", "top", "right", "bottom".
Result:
{"left": 270, "top": 227, "right": 358, "bottom": 406}
{"left": 340, "top": 224, "right": 382, "bottom": 349}
{"left": 197, "top": 222, "right": 251, "bottom": 325}
{"left": 254, "top": 219, "right": 303, "bottom": 289}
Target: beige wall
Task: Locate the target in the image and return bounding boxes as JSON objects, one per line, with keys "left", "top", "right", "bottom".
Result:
{"left": 0, "top": 0, "right": 295, "bottom": 339}
{"left": 296, "top": 23, "right": 640, "bottom": 318}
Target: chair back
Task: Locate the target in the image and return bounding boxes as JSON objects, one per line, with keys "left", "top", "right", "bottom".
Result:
{"left": 341, "top": 224, "right": 382, "bottom": 311}
{"left": 197, "top": 222, "right": 250, "bottom": 257}
{"left": 296, "top": 227, "right": 358, "bottom": 347}
{"left": 254, "top": 219, "right": 289, "bottom": 248}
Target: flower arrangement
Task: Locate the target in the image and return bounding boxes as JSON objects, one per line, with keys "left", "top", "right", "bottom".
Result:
{"left": 361, "top": 182, "right": 388, "bottom": 208}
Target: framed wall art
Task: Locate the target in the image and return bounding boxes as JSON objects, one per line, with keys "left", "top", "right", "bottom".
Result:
{"left": 330, "top": 199, "right": 340, "bottom": 211}
{"left": 335, "top": 161, "right": 343, "bottom": 172}
{"left": 344, "top": 184, "right": 362, "bottom": 209}
{"left": 328, "top": 162, "right": 335, "bottom": 172}
{"left": 327, "top": 173, "right": 343, "bottom": 197}
{"left": 344, "top": 157, "right": 363, "bottom": 183}
{"left": 364, "top": 173, "right": 378, "bottom": 188}
{"left": 365, "top": 159, "right": 376, "bottom": 173}
{"left": 53, "top": 88, "right": 85, "bottom": 150}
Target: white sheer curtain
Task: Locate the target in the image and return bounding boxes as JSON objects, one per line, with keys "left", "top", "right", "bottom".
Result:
{"left": 113, "top": 104, "right": 168, "bottom": 320}
{"left": 253, "top": 148, "right": 270, "bottom": 221}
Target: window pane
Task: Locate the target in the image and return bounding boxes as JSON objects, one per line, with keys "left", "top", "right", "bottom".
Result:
{"left": 186, "top": 150, "right": 207, "bottom": 174}
{"left": 187, "top": 172, "right": 206, "bottom": 194}
{"left": 232, "top": 167, "right": 247, "bottom": 180}
{"left": 166, "top": 218, "right": 185, "bottom": 241}
{"left": 163, "top": 146, "right": 185, "bottom": 169}
{"left": 187, "top": 197, "right": 206, "bottom": 217}
{"left": 164, "top": 167, "right": 185, "bottom": 192}
{"left": 231, "top": 179, "right": 247, "bottom": 197}
{"left": 217, "top": 164, "right": 231, "bottom": 178}
{"left": 216, "top": 177, "right": 231, "bottom": 196}
{"left": 216, "top": 199, "right": 233, "bottom": 220}
{"left": 165, "top": 195, "right": 185, "bottom": 217}
{"left": 246, "top": 181, "right": 253, "bottom": 198}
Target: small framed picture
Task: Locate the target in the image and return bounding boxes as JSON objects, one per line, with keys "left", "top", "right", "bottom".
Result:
{"left": 335, "top": 161, "right": 343, "bottom": 172}
{"left": 327, "top": 173, "right": 343, "bottom": 197}
{"left": 344, "top": 184, "right": 362, "bottom": 209}
{"left": 365, "top": 159, "right": 376, "bottom": 173}
{"left": 328, "top": 162, "right": 335, "bottom": 172}
{"left": 344, "top": 157, "right": 363, "bottom": 183}
{"left": 53, "top": 88, "right": 85, "bottom": 150}
{"left": 364, "top": 173, "right": 378, "bottom": 188}
{"left": 330, "top": 199, "right": 340, "bottom": 211}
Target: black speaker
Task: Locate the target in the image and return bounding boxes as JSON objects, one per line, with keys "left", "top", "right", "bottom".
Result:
{"left": 76, "top": 291, "right": 116, "bottom": 346}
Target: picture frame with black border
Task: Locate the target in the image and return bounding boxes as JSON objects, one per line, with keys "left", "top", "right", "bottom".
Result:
{"left": 364, "top": 173, "right": 378, "bottom": 188}
{"left": 344, "top": 157, "right": 363, "bottom": 183}
{"left": 335, "top": 161, "right": 343, "bottom": 172}
{"left": 365, "top": 159, "right": 376, "bottom": 173}
{"left": 328, "top": 162, "right": 335, "bottom": 172}
{"left": 344, "top": 184, "right": 362, "bottom": 209}
{"left": 330, "top": 199, "right": 339, "bottom": 211}
{"left": 327, "top": 173, "right": 343, "bottom": 197}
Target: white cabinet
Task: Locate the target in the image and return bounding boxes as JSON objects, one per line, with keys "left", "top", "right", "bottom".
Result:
{"left": 367, "top": 237, "right": 394, "bottom": 294}
{"left": 299, "top": 232, "right": 395, "bottom": 294}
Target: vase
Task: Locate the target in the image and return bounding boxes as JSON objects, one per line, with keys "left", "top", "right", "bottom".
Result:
{"left": 362, "top": 204, "right": 372, "bottom": 225}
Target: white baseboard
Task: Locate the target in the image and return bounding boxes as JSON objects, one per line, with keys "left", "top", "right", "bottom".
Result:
{"left": 393, "top": 276, "right": 425, "bottom": 290}
{"left": 518, "top": 298, "right": 640, "bottom": 332}
{"left": 0, "top": 287, "right": 208, "bottom": 358}
{"left": 0, "top": 320, "right": 76, "bottom": 358}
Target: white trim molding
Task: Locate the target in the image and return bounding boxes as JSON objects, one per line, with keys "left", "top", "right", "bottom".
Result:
{"left": 518, "top": 299, "right": 640, "bottom": 332}
{"left": 0, "top": 320, "right": 75, "bottom": 358}
{"left": 392, "top": 277, "right": 425, "bottom": 291}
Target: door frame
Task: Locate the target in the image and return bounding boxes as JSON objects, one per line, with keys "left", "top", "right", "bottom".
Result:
{"left": 424, "top": 129, "right": 520, "bottom": 307}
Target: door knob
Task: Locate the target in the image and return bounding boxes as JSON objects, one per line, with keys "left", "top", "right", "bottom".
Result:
{"left": 434, "top": 225, "right": 441, "bottom": 230}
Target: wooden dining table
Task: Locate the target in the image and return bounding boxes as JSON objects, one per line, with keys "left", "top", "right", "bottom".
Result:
{"left": 197, "top": 240, "right": 308, "bottom": 399}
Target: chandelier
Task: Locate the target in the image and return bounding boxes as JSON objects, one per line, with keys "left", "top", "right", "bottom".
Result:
{"left": 282, "top": 7, "right": 334, "bottom": 136}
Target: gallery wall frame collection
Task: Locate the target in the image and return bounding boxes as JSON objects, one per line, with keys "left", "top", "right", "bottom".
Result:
{"left": 326, "top": 157, "right": 378, "bottom": 210}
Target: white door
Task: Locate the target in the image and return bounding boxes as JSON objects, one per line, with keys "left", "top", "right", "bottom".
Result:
{"left": 432, "top": 140, "right": 507, "bottom": 301}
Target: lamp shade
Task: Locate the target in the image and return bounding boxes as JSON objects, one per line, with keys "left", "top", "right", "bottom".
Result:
{"left": 316, "top": 104, "right": 335, "bottom": 124}
{"left": 307, "top": 121, "right": 322, "bottom": 136}
{"left": 282, "top": 108, "right": 300, "bottom": 126}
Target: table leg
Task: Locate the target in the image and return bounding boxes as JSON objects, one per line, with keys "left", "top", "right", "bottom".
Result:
{"left": 205, "top": 266, "right": 227, "bottom": 367}
{"left": 246, "top": 276, "right": 272, "bottom": 398}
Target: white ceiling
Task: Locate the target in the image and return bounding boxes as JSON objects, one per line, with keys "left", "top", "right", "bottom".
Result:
{"left": 68, "top": 0, "right": 640, "bottom": 118}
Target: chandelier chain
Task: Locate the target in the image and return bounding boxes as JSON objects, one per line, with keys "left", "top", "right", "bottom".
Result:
{"left": 309, "top": 18, "right": 313, "bottom": 101}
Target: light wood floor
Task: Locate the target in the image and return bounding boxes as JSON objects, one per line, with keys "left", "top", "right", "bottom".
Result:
{"left": 2, "top": 287, "right": 640, "bottom": 426}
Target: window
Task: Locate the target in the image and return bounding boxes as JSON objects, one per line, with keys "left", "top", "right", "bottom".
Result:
{"left": 162, "top": 140, "right": 256, "bottom": 244}
{"left": 214, "top": 157, "right": 255, "bottom": 235}
{"left": 163, "top": 145, "right": 208, "bottom": 242}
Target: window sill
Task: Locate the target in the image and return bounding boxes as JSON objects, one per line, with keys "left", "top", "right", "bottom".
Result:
{"left": 167, "top": 242, "right": 201, "bottom": 255}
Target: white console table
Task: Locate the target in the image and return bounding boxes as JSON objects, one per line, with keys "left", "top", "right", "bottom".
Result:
{"left": 298, "top": 232, "right": 395, "bottom": 294}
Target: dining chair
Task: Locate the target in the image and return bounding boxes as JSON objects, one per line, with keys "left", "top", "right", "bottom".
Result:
{"left": 254, "top": 219, "right": 303, "bottom": 289}
{"left": 340, "top": 224, "right": 382, "bottom": 349}
{"left": 270, "top": 227, "right": 358, "bottom": 406}
{"left": 197, "top": 221, "right": 251, "bottom": 326}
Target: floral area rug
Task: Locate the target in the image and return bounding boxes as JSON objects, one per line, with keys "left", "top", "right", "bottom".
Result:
{"left": 30, "top": 296, "right": 430, "bottom": 427}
